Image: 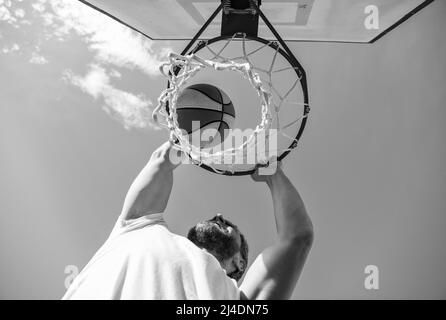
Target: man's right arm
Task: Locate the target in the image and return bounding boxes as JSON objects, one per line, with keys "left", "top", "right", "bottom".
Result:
{"left": 240, "top": 164, "right": 314, "bottom": 300}
{"left": 119, "top": 141, "right": 182, "bottom": 221}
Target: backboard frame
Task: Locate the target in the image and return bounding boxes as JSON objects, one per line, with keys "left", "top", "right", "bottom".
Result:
{"left": 78, "top": 0, "right": 435, "bottom": 44}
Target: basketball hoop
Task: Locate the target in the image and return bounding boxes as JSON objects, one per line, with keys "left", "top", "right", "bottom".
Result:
{"left": 153, "top": 33, "right": 309, "bottom": 176}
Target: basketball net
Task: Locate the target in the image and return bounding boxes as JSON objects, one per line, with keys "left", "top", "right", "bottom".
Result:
{"left": 153, "top": 34, "right": 309, "bottom": 175}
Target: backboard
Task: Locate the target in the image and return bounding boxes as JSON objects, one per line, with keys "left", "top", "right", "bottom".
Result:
{"left": 78, "top": 0, "right": 433, "bottom": 43}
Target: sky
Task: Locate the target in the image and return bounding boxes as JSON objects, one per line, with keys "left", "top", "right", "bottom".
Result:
{"left": 0, "top": 0, "right": 445, "bottom": 299}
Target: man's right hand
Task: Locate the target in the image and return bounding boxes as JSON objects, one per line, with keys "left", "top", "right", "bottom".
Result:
{"left": 149, "top": 141, "right": 183, "bottom": 171}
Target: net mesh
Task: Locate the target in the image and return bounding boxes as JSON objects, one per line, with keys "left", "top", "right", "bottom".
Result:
{"left": 153, "top": 34, "right": 309, "bottom": 175}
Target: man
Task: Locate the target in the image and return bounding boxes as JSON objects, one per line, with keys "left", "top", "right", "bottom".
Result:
{"left": 63, "top": 141, "right": 313, "bottom": 299}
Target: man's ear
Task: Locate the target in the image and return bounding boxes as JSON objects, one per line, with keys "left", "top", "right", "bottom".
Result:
{"left": 237, "top": 257, "right": 247, "bottom": 273}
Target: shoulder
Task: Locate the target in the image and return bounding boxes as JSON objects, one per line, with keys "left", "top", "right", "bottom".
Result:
{"left": 110, "top": 213, "right": 168, "bottom": 237}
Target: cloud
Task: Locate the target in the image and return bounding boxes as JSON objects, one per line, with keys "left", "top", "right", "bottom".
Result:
{"left": 14, "top": 8, "right": 25, "bottom": 18}
{"left": 2, "top": 43, "right": 20, "bottom": 54}
{"left": 33, "top": 0, "right": 170, "bottom": 76}
{"left": 29, "top": 52, "right": 48, "bottom": 65}
{"left": 0, "top": 1, "right": 14, "bottom": 23}
{"left": 63, "top": 65, "right": 159, "bottom": 130}
{"left": 0, "top": 0, "right": 26, "bottom": 25}
{"left": 1, "top": 0, "right": 171, "bottom": 131}
{"left": 31, "top": 1, "right": 45, "bottom": 13}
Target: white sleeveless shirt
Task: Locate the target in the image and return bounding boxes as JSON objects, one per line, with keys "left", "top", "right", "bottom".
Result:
{"left": 62, "top": 214, "right": 240, "bottom": 300}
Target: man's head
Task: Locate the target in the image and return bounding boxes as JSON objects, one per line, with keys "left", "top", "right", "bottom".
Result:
{"left": 187, "top": 214, "right": 248, "bottom": 281}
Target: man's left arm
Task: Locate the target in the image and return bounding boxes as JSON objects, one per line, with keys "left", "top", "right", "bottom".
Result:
{"left": 240, "top": 163, "right": 313, "bottom": 299}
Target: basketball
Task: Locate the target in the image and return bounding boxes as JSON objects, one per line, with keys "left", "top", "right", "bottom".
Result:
{"left": 175, "top": 84, "right": 235, "bottom": 147}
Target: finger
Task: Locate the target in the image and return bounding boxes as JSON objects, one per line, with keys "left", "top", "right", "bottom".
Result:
{"left": 254, "top": 162, "right": 270, "bottom": 169}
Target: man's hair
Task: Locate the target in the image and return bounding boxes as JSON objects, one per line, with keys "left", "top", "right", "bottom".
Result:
{"left": 239, "top": 233, "right": 249, "bottom": 268}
